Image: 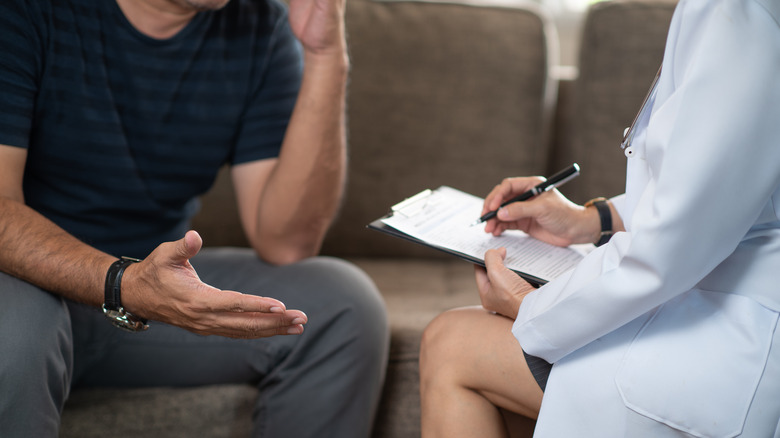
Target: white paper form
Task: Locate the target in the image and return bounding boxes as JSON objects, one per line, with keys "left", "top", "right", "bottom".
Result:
{"left": 382, "top": 186, "right": 589, "bottom": 283}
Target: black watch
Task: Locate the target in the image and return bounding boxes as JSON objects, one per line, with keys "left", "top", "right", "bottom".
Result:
{"left": 102, "top": 256, "right": 149, "bottom": 332}
{"left": 585, "top": 197, "right": 614, "bottom": 247}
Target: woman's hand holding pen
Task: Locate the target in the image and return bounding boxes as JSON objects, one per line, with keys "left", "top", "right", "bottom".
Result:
{"left": 477, "top": 176, "right": 595, "bottom": 318}
{"left": 481, "top": 176, "right": 598, "bottom": 247}
{"left": 477, "top": 170, "right": 628, "bottom": 317}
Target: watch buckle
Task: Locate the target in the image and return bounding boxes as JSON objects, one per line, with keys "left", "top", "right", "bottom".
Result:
{"left": 102, "top": 305, "right": 150, "bottom": 332}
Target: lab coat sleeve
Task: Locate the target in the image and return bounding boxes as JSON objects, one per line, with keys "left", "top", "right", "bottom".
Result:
{"left": 609, "top": 193, "right": 626, "bottom": 220}
{"left": 514, "top": 0, "right": 780, "bottom": 363}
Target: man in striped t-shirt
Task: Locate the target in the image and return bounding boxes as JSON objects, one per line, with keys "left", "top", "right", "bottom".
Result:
{"left": 0, "top": 0, "right": 388, "bottom": 436}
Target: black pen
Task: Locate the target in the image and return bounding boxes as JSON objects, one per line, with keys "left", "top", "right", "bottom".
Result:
{"left": 470, "top": 163, "right": 580, "bottom": 226}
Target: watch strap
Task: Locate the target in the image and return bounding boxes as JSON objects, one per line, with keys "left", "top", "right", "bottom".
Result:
{"left": 103, "top": 256, "right": 148, "bottom": 332}
{"left": 104, "top": 257, "right": 140, "bottom": 311}
{"left": 585, "top": 197, "right": 613, "bottom": 247}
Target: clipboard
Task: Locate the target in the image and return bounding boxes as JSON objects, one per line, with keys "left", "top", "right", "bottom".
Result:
{"left": 368, "top": 217, "right": 548, "bottom": 286}
{"left": 366, "top": 186, "right": 589, "bottom": 287}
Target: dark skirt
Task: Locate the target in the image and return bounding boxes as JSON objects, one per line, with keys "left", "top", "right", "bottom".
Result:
{"left": 523, "top": 350, "right": 552, "bottom": 392}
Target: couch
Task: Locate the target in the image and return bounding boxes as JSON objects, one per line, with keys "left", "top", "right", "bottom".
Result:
{"left": 59, "top": 0, "right": 676, "bottom": 436}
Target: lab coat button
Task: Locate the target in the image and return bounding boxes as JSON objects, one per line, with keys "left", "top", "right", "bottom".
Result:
{"left": 624, "top": 147, "right": 634, "bottom": 157}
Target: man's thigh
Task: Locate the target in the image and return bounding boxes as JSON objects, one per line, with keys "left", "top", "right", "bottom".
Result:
{"left": 0, "top": 272, "right": 73, "bottom": 436}
{"left": 0, "top": 271, "right": 73, "bottom": 382}
{"left": 71, "top": 248, "right": 386, "bottom": 388}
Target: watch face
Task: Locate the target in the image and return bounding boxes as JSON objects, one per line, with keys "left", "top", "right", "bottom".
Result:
{"left": 102, "top": 306, "right": 149, "bottom": 332}
{"left": 110, "top": 317, "right": 148, "bottom": 332}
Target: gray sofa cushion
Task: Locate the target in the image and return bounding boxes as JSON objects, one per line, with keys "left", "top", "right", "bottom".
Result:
{"left": 61, "top": 384, "right": 255, "bottom": 437}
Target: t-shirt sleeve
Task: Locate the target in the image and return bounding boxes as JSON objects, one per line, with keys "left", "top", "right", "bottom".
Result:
{"left": 230, "top": 9, "right": 303, "bottom": 165}
{"left": 0, "top": 0, "right": 44, "bottom": 149}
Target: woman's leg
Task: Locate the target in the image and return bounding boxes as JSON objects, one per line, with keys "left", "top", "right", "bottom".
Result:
{"left": 420, "top": 306, "right": 543, "bottom": 438}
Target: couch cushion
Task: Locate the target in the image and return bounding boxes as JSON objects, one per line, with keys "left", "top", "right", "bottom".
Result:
{"left": 60, "top": 384, "right": 256, "bottom": 437}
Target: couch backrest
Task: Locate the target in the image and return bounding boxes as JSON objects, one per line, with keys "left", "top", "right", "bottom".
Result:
{"left": 194, "top": 0, "right": 678, "bottom": 257}
{"left": 322, "top": 0, "right": 557, "bottom": 257}
{"left": 193, "top": 0, "right": 558, "bottom": 256}
{"left": 550, "top": 0, "right": 677, "bottom": 204}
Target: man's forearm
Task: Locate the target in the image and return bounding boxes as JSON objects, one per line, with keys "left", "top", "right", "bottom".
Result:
{"left": 252, "top": 53, "right": 349, "bottom": 264}
{"left": 0, "top": 196, "right": 113, "bottom": 306}
{"left": 0, "top": 197, "right": 309, "bottom": 337}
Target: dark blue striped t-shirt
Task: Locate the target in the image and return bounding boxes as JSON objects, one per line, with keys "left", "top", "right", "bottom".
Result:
{"left": 0, "top": 0, "right": 303, "bottom": 258}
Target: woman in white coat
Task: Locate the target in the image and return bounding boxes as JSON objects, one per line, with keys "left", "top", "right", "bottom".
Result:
{"left": 420, "top": 0, "right": 780, "bottom": 436}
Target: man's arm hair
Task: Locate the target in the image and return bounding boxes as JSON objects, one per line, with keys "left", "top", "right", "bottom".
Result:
{"left": 0, "top": 144, "right": 114, "bottom": 306}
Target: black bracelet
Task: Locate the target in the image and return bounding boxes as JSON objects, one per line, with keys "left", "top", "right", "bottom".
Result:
{"left": 102, "top": 256, "right": 148, "bottom": 332}
{"left": 104, "top": 257, "right": 139, "bottom": 311}
{"left": 585, "top": 197, "right": 614, "bottom": 247}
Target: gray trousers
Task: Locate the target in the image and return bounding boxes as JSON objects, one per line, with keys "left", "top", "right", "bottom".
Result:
{"left": 0, "top": 248, "right": 389, "bottom": 438}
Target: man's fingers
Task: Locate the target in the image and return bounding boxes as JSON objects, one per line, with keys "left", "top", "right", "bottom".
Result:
{"left": 210, "top": 312, "right": 307, "bottom": 338}
{"left": 194, "top": 318, "right": 306, "bottom": 339}
{"left": 200, "top": 289, "right": 305, "bottom": 316}
{"left": 163, "top": 230, "right": 203, "bottom": 265}
{"left": 206, "top": 291, "right": 309, "bottom": 324}
{"left": 185, "top": 293, "right": 309, "bottom": 338}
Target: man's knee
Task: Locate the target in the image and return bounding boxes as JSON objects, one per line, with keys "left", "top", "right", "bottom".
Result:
{"left": 294, "top": 257, "right": 389, "bottom": 353}
{"left": 294, "top": 257, "right": 386, "bottom": 325}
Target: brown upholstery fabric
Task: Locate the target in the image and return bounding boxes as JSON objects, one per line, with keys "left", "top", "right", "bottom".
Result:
{"left": 60, "top": 384, "right": 256, "bottom": 437}
{"left": 322, "top": 0, "right": 555, "bottom": 257}
{"left": 192, "top": 0, "right": 556, "bottom": 258}
{"left": 551, "top": 0, "right": 676, "bottom": 203}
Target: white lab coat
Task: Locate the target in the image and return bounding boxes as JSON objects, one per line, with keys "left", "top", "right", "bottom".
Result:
{"left": 513, "top": 0, "right": 780, "bottom": 436}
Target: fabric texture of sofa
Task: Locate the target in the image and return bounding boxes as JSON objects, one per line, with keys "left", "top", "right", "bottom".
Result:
{"left": 59, "top": 0, "right": 676, "bottom": 436}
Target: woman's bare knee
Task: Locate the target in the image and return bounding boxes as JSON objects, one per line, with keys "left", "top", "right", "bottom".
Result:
{"left": 421, "top": 307, "right": 483, "bottom": 367}
{"left": 420, "top": 306, "right": 542, "bottom": 419}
